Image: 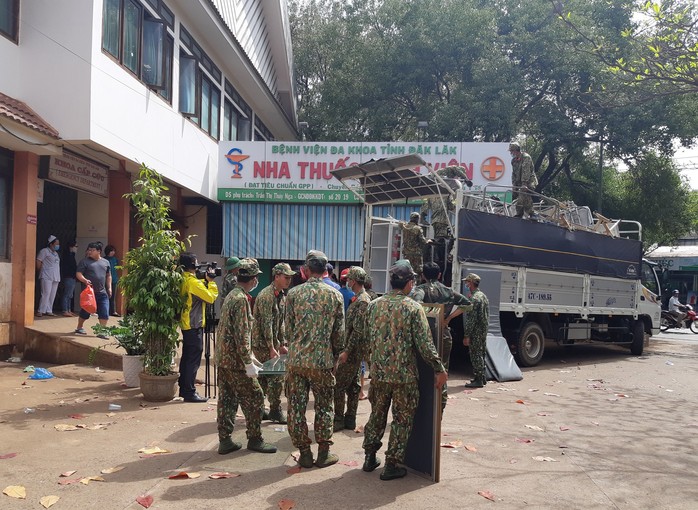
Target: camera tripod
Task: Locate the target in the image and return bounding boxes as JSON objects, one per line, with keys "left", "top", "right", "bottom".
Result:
{"left": 203, "top": 303, "right": 218, "bottom": 398}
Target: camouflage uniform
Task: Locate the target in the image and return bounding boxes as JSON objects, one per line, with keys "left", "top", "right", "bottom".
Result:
{"left": 252, "top": 283, "right": 286, "bottom": 414}
{"left": 220, "top": 272, "right": 237, "bottom": 302}
{"left": 412, "top": 280, "right": 471, "bottom": 410}
{"left": 285, "top": 276, "right": 345, "bottom": 451}
{"left": 400, "top": 219, "right": 427, "bottom": 278}
{"left": 420, "top": 165, "right": 468, "bottom": 238}
{"left": 362, "top": 290, "right": 446, "bottom": 466}
{"left": 511, "top": 151, "right": 538, "bottom": 216}
{"left": 463, "top": 287, "right": 489, "bottom": 382}
{"left": 215, "top": 286, "right": 265, "bottom": 442}
{"left": 334, "top": 287, "right": 370, "bottom": 428}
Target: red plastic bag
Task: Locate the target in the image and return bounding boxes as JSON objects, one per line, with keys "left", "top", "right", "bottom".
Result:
{"left": 80, "top": 285, "right": 97, "bottom": 314}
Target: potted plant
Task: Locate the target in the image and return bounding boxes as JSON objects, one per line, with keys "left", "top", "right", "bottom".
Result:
{"left": 119, "top": 163, "right": 189, "bottom": 401}
{"left": 91, "top": 315, "right": 146, "bottom": 387}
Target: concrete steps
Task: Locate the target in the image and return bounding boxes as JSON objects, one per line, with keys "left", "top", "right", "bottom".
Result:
{"left": 23, "top": 316, "right": 123, "bottom": 370}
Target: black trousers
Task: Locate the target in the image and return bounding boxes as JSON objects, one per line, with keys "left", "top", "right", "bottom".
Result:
{"left": 179, "top": 327, "right": 203, "bottom": 398}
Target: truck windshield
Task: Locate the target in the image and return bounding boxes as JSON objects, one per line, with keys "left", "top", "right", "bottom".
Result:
{"left": 641, "top": 261, "right": 660, "bottom": 296}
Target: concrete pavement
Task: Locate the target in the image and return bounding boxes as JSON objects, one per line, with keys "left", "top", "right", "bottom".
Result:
{"left": 1, "top": 335, "right": 697, "bottom": 509}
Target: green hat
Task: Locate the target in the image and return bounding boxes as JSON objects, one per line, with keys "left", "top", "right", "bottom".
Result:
{"left": 305, "top": 250, "right": 329, "bottom": 267}
{"left": 237, "top": 258, "right": 262, "bottom": 276}
{"left": 409, "top": 212, "right": 420, "bottom": 222}
{"left": 508, "top": 142, "right": 521, "bottom": 152}
{"left": 346, "top": 266, "right": 367, "bottom": 284}
{"left": 462, "top": 272, "right": 481, "bottom": 283}
{"left": 225, "top": 257, "right": 241, "bottom": 270}
{"left": 389, "top": 259, "right": 416, "bottom": 279}
{"left": 272, "top": 262, "right": 296, "bottom": 276}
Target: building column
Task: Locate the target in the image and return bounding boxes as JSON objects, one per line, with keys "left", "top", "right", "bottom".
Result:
{"left": 108, "top": 161, "right": 132, "bottom": 315}
{"left": 11, "top": 152, "right": 39, "bottom": 350}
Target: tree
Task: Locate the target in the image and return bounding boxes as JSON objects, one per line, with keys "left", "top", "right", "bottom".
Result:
{"left": 555, "top": 0, "right": 698, "bottom": 96}
{"left": 290, "top": 0, "right": 698, "bottom": 243}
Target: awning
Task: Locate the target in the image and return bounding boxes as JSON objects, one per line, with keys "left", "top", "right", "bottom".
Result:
{"left": 330, "top": 154, "right": 454, "bottom": 205}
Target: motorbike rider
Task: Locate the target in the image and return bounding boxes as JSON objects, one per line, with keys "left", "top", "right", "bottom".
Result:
{"left": 668, "top": 289, "right": 687, "bottom": 325}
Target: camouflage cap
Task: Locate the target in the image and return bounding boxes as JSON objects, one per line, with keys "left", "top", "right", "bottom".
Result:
{"left": 272, "top": 262, "right": 296, "bottom": 276}
{"left": 237, "top": 257, "right": 263, "bottom": 277}
{"left": 305, "top": 250, "right": 329, "bottom": 267}
{"left": 346, "top": 266, "right": 367, "bottom": 284}
{"left": 389, "top": 259, "right": 417, "bottom": 279}
{"left": 508, "top": 142, "right": 521, "bottom": 151}
{"left": 409, "top": 211, "right": 420, "bottom": 221}
{"left": 462, "top": 272, "right": 481, "bottom": 283}
{"left": 225, "top": 256, "right": 241, "bottom": 270}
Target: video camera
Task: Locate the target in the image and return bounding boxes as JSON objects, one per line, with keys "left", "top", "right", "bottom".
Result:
{"left": 195, "top": 261, "right": 222, "bottom": 280}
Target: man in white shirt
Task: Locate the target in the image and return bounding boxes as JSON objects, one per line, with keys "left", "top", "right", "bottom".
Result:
{"left": 668, "top": 290, "right": 687, "bottom": 324}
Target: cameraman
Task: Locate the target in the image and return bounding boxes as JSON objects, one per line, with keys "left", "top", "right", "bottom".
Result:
{"left": 179, "top": 252, "right": 219, "bottom": 403}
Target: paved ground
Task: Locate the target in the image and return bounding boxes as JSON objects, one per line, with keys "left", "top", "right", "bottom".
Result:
{"left": 1, "top": 332, "right": 697, "bottom": 509}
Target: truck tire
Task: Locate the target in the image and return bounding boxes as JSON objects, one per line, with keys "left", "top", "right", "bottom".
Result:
{"left": 630, "top": 320, "right": 644, "bottom": 355}
{"left": 515, "top": 322, "right": 545, "bottom": 367}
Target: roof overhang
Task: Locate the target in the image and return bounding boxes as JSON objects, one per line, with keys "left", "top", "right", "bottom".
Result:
{"left": 330, "top": 154, "right": 455, "bottom": 205}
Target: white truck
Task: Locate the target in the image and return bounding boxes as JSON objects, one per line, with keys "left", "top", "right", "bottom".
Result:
{"left": 332, "top": 154, "right": 662, "bottom": 367}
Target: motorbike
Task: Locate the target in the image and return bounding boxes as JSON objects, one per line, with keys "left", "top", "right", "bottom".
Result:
{"left": 660, "top": 304, "right": 698, "bottom": 333}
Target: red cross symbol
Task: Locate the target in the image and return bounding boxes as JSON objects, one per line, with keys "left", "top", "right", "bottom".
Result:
{"left": 480, "top": 157, "right": 505, "bottom": 181}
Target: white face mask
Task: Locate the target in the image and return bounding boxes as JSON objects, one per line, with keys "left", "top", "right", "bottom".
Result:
{"left": 250, "top": 278, "right": 259, "bottom": 293}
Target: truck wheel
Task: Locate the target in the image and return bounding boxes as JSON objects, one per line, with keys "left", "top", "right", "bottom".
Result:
{"left": 630, "top": 320, "right": 644, "bottom": 355}
{"left": 515, "top": 322, "right": 545, "bottom": 367}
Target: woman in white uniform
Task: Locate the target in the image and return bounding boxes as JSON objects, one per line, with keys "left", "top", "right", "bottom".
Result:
{"left": 36, "top": 235, "right": 61, "bottom": 317}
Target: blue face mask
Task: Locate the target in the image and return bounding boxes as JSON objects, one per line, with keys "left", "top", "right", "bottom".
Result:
{"left": 53, "top": 245, "right": 60, "bottom": 251}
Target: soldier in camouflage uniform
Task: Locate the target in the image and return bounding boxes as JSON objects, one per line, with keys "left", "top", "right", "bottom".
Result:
{"left": 333, "top": 266, "right": 370, "bottom": 432}
{"left": 364, "top": 275, "right": 379, "bottom": 301}
{"left": 462, "top": 273, "right": 489, "bottom": 388}
{"left": 215, "top": 258, "right": 277, "bottom": 455}
{"left": 421, "top": 165, "right": 471, "bottom": 272}
{"left": 509, "top": 142, "right": 539, "bottom": 219}
{"left": 362, "top": 260, "right": 448, "bottom": 481}
{"left": 285, "top": 250, "right": 347, "bottom": 469}
{"left": 220, "top": 256, "right": 241, "bottom": 301}
{"left": 400, "top": 212, "right": 430, "bottom": 279}
{"left": 252, "top": 262, "right": 296, "bottom": 424}
{"left": 411, "top": 262, "right": 471, "bottom": 412}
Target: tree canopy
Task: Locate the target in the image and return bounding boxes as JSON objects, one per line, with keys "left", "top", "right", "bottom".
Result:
{"left": 289, "top": 0, "right": 698, "bottom": 245}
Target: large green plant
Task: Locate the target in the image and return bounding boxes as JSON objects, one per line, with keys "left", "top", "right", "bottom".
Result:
{"left": 119, "top": 164, "right": 187, "bottom": 376}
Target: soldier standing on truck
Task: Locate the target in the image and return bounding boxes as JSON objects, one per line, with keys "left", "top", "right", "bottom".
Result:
{"left": 400, "top": 212, "right": 430, "bottom": 279}
{"left": 420, "top": 165, "right": 472, "bottom": 272}
{"left": 462, "top": 273, "right": 489, "bottom": 388}
{"left": 509, "top": 142, "right": 539, "bottom": 220}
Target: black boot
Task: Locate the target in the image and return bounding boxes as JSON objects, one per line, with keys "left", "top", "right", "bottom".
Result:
{"left": 380, "top": 462, "right": 407, "bottom": 480}
{"left": 465, "top": 378, "right": 485, "bottom": 388}
{"left": 362, "top": 452, "right": 381, "bottom": 472}
{"left": 343, "top": 415, "right": 356, "bottom": 430}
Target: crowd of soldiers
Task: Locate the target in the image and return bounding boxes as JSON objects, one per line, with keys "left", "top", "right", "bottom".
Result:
{"left": 210, "top": 248, "right": 489, "bottom": 481}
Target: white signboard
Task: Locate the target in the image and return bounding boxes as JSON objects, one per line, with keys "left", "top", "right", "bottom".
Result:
{"left": 218, "top": 141, "right": 510, "bottom": 203}
{"left": 48, "top": 153, "right": 109, "bottom": 197}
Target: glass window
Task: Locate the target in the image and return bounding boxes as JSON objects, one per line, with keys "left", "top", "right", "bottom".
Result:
{"left": 157, "top": 34, "right": 173, "bottom": 102}
{"left": 102, "top": 0, "right": 121, "bottom": 57}
{"left": 142, "top": 17, "right": 165, "bottom": 88}
{"left": 210, "top": 82, "right": 220, "bottom": 140}
{"left": 0, "top": 0, "right": 18, "bottom": 43}
{"left": 201, "top": 78, "right": 210, "bottom": 134}
{"left": 179, "top": 54, "right": 198, "bottom": 116}
{"left": 123, "top": 0, "right": 142, "bottom": 74}
{"left": 223, "top": 99, "right": 238, "bottom": 141}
